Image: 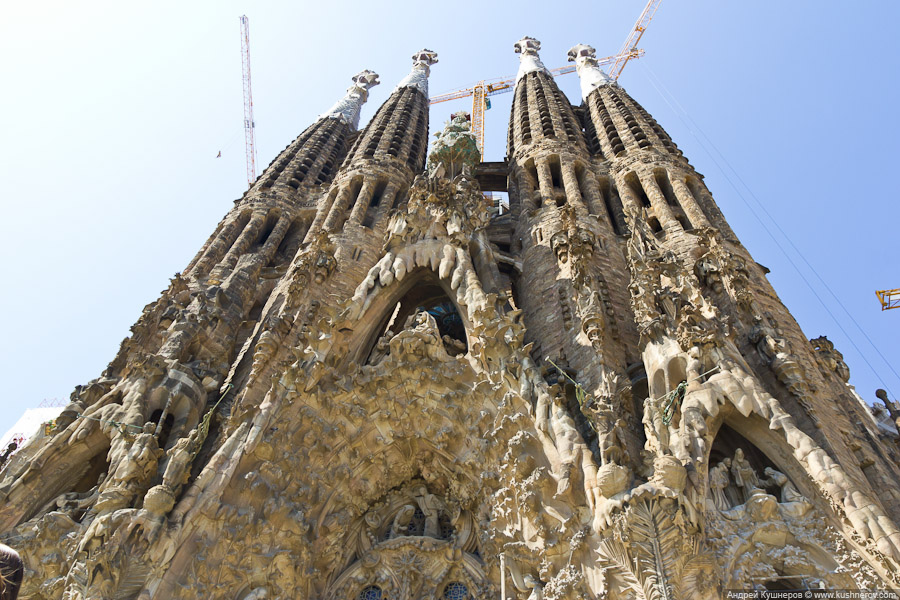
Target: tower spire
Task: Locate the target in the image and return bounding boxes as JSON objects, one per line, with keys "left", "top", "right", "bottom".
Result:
{"left": 320, "top": 70, "right": 381, "bottom": 130}
{"left": 514, "top": 36, "right": 550, "bottom": 82}
{"left": 567, "top": 43, "right": 614, "bottom": 101}
{"left": 396, "top": 49, "right": 438, "bottom": 98}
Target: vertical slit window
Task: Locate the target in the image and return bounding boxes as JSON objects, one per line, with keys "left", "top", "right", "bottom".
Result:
{"left": 362, "top": 180, "right": 388, "bottom": 229}
{"left": 625, "top": 172, "right": 651, "bottom": 208}
{"left": 654, "top": 169, "right": 679, "bottom": 207}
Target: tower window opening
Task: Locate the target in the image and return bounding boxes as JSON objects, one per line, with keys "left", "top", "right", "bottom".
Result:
{"left": 256, "top": 212, "right": 280, "bottom": 247}
{"left": 273, "top": 218, "right": 307, "bottom": 265}
{"left": 597, "top": 177, "right": 622, "bottom": 235}
{"left": 676, "top": 214, "right": 692, "bottom": 231}
{"left": 362, "top": 180, "right": 388, "bottom": 229}
{"left": 685, "top": 176, "right": 717, "bottom": 224}
{"left": 574, "top": 163, "right": 590, "bottom": 209}
{"left": 549, "top": 158, "right": 563, "bottom": 189}
{"left": 516, "top": 83, "right": 532, "bottom": 147}
{"left": 685, "top": 176, "right": 704, "bottom": 202}
{"left": 625, "top": 172, "right": 651, "bottom": 208}
{"left": 392, "top": 187, "right": 408, "bottom": 210}
{"left": 653, "top": 169, "right": 679, "bottom": 207}
{"left": 533, "top": 80, "right": 554, "bottom": 138}
{"left": 525, "top": 160, "right": 539, "bottom": 189}
{"left": 336, "top": 178, "right": 364, "bottom": 232}
{"left": 647, "top": 217, "right": 664, "bottom": 239}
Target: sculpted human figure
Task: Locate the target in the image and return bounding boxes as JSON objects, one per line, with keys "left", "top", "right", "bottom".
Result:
{"left": 749, "top": 315, "right": 785, "bottom": 365}
{"left": 160, "top": 428, "right": 201, "bottom": 492}
{"left": 762, "top": 467, "right": 808, "bottom": 506}
{"left": 368, "top": 329, "right": 394, "bottom": 364}
{"left": 524, "top": 574, "right": 544, "bottom": 600}
{"left": 390, "top": 310, "right": 448, "bottom": 361}
{"left": 730, "top": 448, "right": 759, "bottom": 503}
{"left": 99, "top": 422, "right": 164, "bottom": 511}
{"left": 413, "top": 486, "right": 445, "bottom": 538}
{"left": 598, "top": 414, "right": 628, "bottom": 466}
{"left": 642, "top": 395, "right": 670, "bottom": 456}
{"left": 708, "top": 458, "right": 731, "bottom": 511}
{"left": 389, "top": 505, "right": 417, "bottom": 538}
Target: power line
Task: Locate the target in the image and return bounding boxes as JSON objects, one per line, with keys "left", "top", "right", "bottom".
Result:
{"left": 639, "top": 61, "right": 897, "bottom": 399}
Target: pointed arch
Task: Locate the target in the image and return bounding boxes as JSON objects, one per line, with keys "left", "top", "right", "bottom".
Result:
{"left": 353, "top": 269, "right": 469, "bottom": 365}
{"left": 705, "top": 407, "right": 831, "bottom": 515}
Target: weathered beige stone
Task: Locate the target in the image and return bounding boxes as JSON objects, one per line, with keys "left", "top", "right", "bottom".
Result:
{"left": 2, "top": 39, "right": 899, "bottom": 600}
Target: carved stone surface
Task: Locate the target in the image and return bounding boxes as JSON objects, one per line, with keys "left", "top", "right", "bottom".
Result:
{"left": 2, "top": 41, "right": 899, "bottom": 600}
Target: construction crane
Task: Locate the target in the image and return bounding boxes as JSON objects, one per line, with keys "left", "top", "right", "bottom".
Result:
{"left": 430, "top": 0, "right": 662, "bottom": 158}
{"left": 240, "top": 15, "right": 258, "bottom": 189}
{"left": 877, "top": 289, "right": 900, "bottom": 311}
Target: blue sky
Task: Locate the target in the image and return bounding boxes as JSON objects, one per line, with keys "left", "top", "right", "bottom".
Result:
{"left": 1, "top": 1, "right": 898, "bottom": 439}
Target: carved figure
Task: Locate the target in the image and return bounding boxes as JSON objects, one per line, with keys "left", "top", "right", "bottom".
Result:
{"left": 598, "top": 415, "right": 628, "bottom": 466}
{"left": 762, "top": 467, "right": 806, "bottom": 505}
{"left": 160, "top": 428, "right": 201, "bottom": 491}
{"left": 642, "top": 395, "right": 670, "bottom": 456}
{"left": 389, "top": 505, "right": 417, "bottom": 538}
{"left": 708, "top": 459, "right": 731, "bottom": 511}
{"left": 730, "top": 448, "right": 759, "bottom": 503}
{"left": 241, "top": 588, "right": 267, "bottom": 600}
{"left": 524, "top": 574, "right": 544, "bottom": 600}
{"left": 413, "top": 486, "right": 444, "bottom": 538}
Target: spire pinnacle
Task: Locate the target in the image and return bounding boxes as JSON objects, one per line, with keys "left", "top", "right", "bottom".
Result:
{"left": 567, "top": 44, "right": 613, "bottom": 101}
{"left": 396, "top": 49, "right": 439, "bottom": 98}
{"left": 321, "top": 70, "right": 381, "bottom": 130}
{"left": 514, "top": 36, "right": 550, "bottom": 82}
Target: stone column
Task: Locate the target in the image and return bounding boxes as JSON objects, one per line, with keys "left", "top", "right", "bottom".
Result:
{"left": 323, "top": 183, "right": 355, "bottom": 231}
{"left": 639, "top": 173, "right": 679, "bottom": 230}
{"left": 259, "top": 215, "right": 293, "bottom": 264}
{"left": 670, "top": 173, "right": 710, "bottom": 229}
{"left": 561, "top": 163, "right": 586, "bottom": 211}
{"left": 220, "top": 210, "right": 267, "bottom": 270}
{"left": 535, "top": 159, "right": 555, "bottom": 208}
{"left": 346, "top": 180, "right": 376, "bottom": 227}
{"left": 192, "top": 214, "right": 248, "bottom": 277}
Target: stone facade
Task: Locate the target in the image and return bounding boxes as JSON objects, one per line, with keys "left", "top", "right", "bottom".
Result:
{"left": 2, "top": 39, "right": 900, "bottom": 599}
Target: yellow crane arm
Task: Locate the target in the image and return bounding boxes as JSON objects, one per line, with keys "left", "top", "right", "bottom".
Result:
{"left": 428, "top": 0, "right": 659, "bottom": 157}
{"left": 877, "top": 289, "right": 900, "bottom": 311}
{"left": 608, "top": 0, "right": 662, "bottom": 80}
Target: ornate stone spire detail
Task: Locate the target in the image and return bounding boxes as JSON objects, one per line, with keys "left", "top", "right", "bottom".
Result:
{"left": 514, "top": 36, "right": 550, "bottom": 82}
{"left": 396, "top": 49, "right": 438, "bottom": 98}
{"left": 567, "top": 43, "right": 614, "bottom": 101}
{"left": 320, "top": 70, "right": 381, "bottom": 130}
{"left": 427, "top": 112, "right": 480, "bottom": 178}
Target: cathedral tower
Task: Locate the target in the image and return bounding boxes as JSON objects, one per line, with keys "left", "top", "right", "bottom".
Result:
{"left": 2, "top": 38, "right": 900, "bottom": 600}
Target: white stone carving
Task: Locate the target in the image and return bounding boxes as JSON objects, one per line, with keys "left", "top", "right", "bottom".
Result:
{"left": 321, "top": 70, "right": 381, "bottom": 129}
{"left": 567, "top": 43, "right": 613, "bottom": 101}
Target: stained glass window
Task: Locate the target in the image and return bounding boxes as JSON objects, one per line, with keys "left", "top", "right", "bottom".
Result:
{"left": 443, "top": 582, "right": 468, "bottom": 600}
{"left": 357, "top": 585, "right": 383, "bottom": 600}
{"left": 406, "top": 507, "right": 426, "bottom": 536}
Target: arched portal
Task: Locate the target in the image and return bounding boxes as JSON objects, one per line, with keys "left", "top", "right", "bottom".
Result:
{"left": 360, "top": 271, "right": 469, "bottom": 364}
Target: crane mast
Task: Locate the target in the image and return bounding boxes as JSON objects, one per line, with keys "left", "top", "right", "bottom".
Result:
{"left": 240, "top": 15, "right": 258, "bottom": 189}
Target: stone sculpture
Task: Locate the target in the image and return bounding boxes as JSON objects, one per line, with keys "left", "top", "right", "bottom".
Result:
{"left": 1, "top": 38, "right": 897, "bottom": 600}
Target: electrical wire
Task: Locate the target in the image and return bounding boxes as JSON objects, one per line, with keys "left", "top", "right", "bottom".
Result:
{"left": 639, "top": 61, "right": 897, "bottom": 400}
